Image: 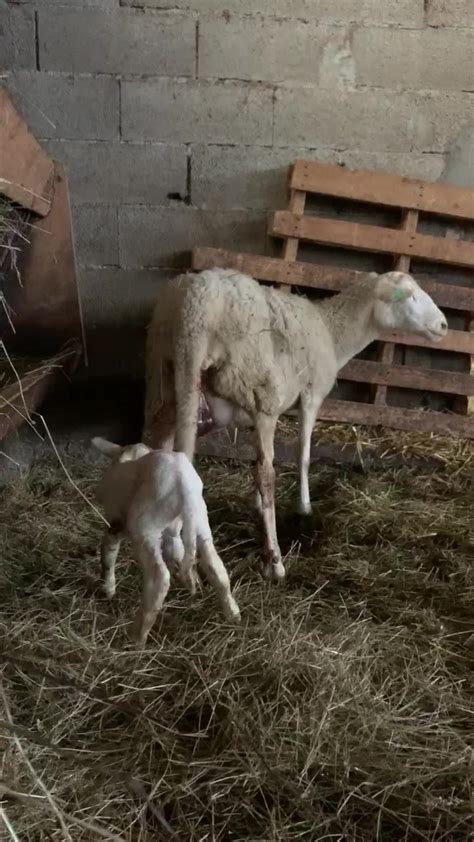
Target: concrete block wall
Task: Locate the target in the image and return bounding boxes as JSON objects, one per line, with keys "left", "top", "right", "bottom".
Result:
{"left": 2, "top": 0, "right": 473, "bottom": 375}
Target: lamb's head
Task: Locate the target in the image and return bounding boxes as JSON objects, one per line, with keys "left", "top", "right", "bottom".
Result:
{"left": 372, "top": 272, "right": 448, "bottom": 343}
{"left": 92, "top": 437, "right": 152, "bottom": 463}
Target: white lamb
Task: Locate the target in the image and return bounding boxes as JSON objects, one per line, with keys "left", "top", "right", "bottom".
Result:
{"left": 143, "top": 269, "right": 448, "bottom": 582}
{"left": 92, "top": 437, "right": 240, "bottom": 644}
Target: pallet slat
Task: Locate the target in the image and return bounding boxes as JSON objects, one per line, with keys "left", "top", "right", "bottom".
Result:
{"left": 319, "top": 400, "right": 474, "bottom": 439}
{"left": 270, "top": 212, "right": 474, "bottom": 268}
{"left": 290, "top": 160, "right": 474, "bottom": 221}
{"left": 340, "top": 359, "right": 473, "bottom": 396}
{"left": 192, "top": 248, "right": 474, "bottom": 312}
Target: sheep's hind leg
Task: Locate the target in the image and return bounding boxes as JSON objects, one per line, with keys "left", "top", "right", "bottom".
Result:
{"left": 254, "top": 413, "right": 284, "bottom": 582}
{"left": 143, "top": 360, "right": 176, "bottom": 451}
{"left": 298, "top": 396, "right": 322, "bottom": 515}
{"left": 100, "top": 524, "right": 121, "bottom": 598}
{"left": 133, "top": 536, "right": 171, "bottom": 645}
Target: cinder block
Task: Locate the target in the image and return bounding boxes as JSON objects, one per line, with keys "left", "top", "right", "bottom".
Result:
{"left": 427, "top": 1, "right": 474, "bottom": 27}
{"left": 122, "top": 0, "right": 424, "bottom": 26}
{"left": 191, "top": 145, "right": 343, "bottom": 209}
{"left": 414, "top": 91, "right": 474, "bottom": 152}
{"left": 72, "top": 206, "right": 118, "bottom": 266}
{"left": 122, "top": 78, "right": 273, "bottom": 144}
{"left": 16, "top": 1, "right": 117, "bottom": 6}
{"left": 44, "top": 141, "right": 187, "bottom": 205}
{"left": 0, "top": 4, "right": 36, "bottom": 71}
{"left": 199, "top": 17, "right": 334, "bottom": 84}
{"left": 79, "top": 268, "right": 171, "bottom": 328}
{"left": 191, "top": 145, "right": 447, "bottom": 210}
{"left": 8, "top": 71, "right": 119, "bottom": 140}
{"left": 38, "top": 8, "right": 195, "bottom": 75}
{"left": 354, "top": 28, "right": 474, "bottom": 91}
{"left": 340, "top": 151, "right": 446, "bottom": 183}
{"left": 78, "top": 266, "right": 173, "bottom": 378}
{"left": 119, "top": 206, "right": 267, "bottom": 268}
{"left": 274, "top": 86, "right": 416, "bottom": 152}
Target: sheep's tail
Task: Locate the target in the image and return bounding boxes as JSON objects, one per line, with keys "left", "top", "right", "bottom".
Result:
{"left": 174, "top": 324, "right": 208, "bottom": 461}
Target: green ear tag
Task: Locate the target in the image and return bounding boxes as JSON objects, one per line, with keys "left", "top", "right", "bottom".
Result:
{"left": 391, "top": 287, "right": 405, "bottom": 303}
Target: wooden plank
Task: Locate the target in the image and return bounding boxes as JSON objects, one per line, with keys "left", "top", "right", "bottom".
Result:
{"left": 318, "top": 399, "right": 474, "bottom": 439}
{"left": 468, "top": 316, "right": 474, "bottom": 415}
{"left": 384, "top": 329, "right": 473, "bottom": 356}
{"left": 0, "top": 87, "right": 54, "bottom": 217}
{"left": 374, "top": 208, "right": 419, "bottom": 407}
{"left": 290, "top": 160, "right": 474, "bottom": 222}
{"left": 14, "top": 163, "right": 83, "bottom": 348}
{"left": 191, "top": 248, "right": 474, "bottom": 312}
{"left": 196, "top": 429, "right": 442, "bottom": 471}
{"left": 282, "top": 189, "right": 306, "bottom": 262}
{"left": 340, "top": 359, "right": 473, "bottom": 397}
{"left": 270, "top": 212, "right": 474, "bottom": 268}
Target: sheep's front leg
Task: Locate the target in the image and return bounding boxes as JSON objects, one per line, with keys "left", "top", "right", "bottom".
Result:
{"left": 133, "top": 536, "right": 171, "bottom": 645}
{"left": 298, "top": 396, "right": 322, "bottom": 515}
{"left": 254, "top": 413, "right": 284, "bottom": 582}
{"left": 100, "top": 525, "right": 122, "bottom": 598}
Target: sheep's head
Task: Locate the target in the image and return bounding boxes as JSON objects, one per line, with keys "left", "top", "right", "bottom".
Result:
{"left": 373, "top": 272, "right": 448, "bottom": 342}
{"left": 92, "top": 438, "right": 152, "bottom": 463}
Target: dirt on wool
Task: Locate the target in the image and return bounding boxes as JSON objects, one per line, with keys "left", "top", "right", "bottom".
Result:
{"left": 0, "top": 423, "right": 473, "bottom": 841}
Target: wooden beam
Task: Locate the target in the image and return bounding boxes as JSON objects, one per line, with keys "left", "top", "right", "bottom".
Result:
{"left": 290, "top": 160, "right": 474, "bottom": 221}
{"left": 319, "top": 399, "right": 474, "bottom": 438}
{"left": 340, "top": 359, "right": 473, "bottom": 397}
{"left": 279, "top": 188, "right": 306, "bottom": 292}
{"left": 270, "top": 212, "right": 474, "bottom": 268}
{"left": 383, "top": 329, "right": 473, "bottom": 356}
{"left": 191, "top": 248, "right": 474, "bottom": 312}
{"left": 196, "top": 430, "right": 443, "bottom": 471}
{"left": 468, "top": 316, "right": 474, "bottom": 415}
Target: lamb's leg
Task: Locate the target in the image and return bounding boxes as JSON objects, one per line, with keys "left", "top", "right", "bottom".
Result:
{"left": 254, "top": 413, "right": 284, "bottom": 582}
{"left": 196, "top": 521, "right": 240, "bottom": 622}
{"left": 133, "top": 537, "right": 171, "bottom": 645}
{"left": 100, "top": 525, "right": 121, "bottom": 598}
{"left": 298, "top": 396, "right": 322, "bottom": 515}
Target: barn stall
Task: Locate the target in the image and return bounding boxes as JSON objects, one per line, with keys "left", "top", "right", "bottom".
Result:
{"left": 1, "top": 3, "right": 474, "bottom": 840}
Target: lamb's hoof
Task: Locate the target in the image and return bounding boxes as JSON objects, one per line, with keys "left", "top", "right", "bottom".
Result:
{"left": 225, "top": 598, "right": 241, "bottom": 623}
{"left": 262, "top": 556, "right": 286, "bottom": 582}
{"left": 297, "top": 501, "right": 313, "bottom": 516}
{"left": 102, "top": 583, "right": 116, "bottom": 599}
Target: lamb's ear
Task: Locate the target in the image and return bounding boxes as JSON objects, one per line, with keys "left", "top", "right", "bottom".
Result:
{"left": 91, "top": 437, "right": 122, "bottom": 457}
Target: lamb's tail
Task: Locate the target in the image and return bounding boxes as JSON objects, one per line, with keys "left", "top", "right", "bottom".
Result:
{"left": 173, "top": 313, "right": 208, "bottom": 461}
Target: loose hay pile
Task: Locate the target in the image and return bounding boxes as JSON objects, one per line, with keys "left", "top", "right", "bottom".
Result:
{"left": 0, "top": 430, "right": 473, "bottom": 841}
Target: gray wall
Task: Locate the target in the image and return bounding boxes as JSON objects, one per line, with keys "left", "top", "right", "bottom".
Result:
{"left": 1, "top": 0, "right": 473, "bottom": 375}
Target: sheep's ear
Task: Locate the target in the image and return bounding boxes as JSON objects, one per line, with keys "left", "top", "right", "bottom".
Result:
{"left": 91, "top": 437, "right": 122, "bottom": 457}
{"left": 378, "top": 279, "right": 413, "bottom": 304}
{"left": 390, "top": 286, "right": 410, "bottom": 303}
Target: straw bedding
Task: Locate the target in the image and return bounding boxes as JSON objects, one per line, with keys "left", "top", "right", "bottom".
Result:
{"left": 0, "top": 426, "right": 472, "bottom": 841}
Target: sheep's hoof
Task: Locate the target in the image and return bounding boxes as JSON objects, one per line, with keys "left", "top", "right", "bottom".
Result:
{"left": 297, "top": 501, "right": 313, "bottom": 516}
{"left": 102, "top": 583, "right": 116, "bottom": 599}
{"left": 262, "top": 556, "right": 286, "bottom": 583}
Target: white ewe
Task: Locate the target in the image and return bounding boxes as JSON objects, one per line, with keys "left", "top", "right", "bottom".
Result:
{"left": 144, "top": 269, "right": 448, "bottom": 581}
{"left": 92, "top": 437, "right": 240, "bottom": 643}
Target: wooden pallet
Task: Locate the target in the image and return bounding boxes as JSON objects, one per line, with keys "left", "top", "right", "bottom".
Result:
{"left": 192, "top": 160, "right": 474, "bottom": 439}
